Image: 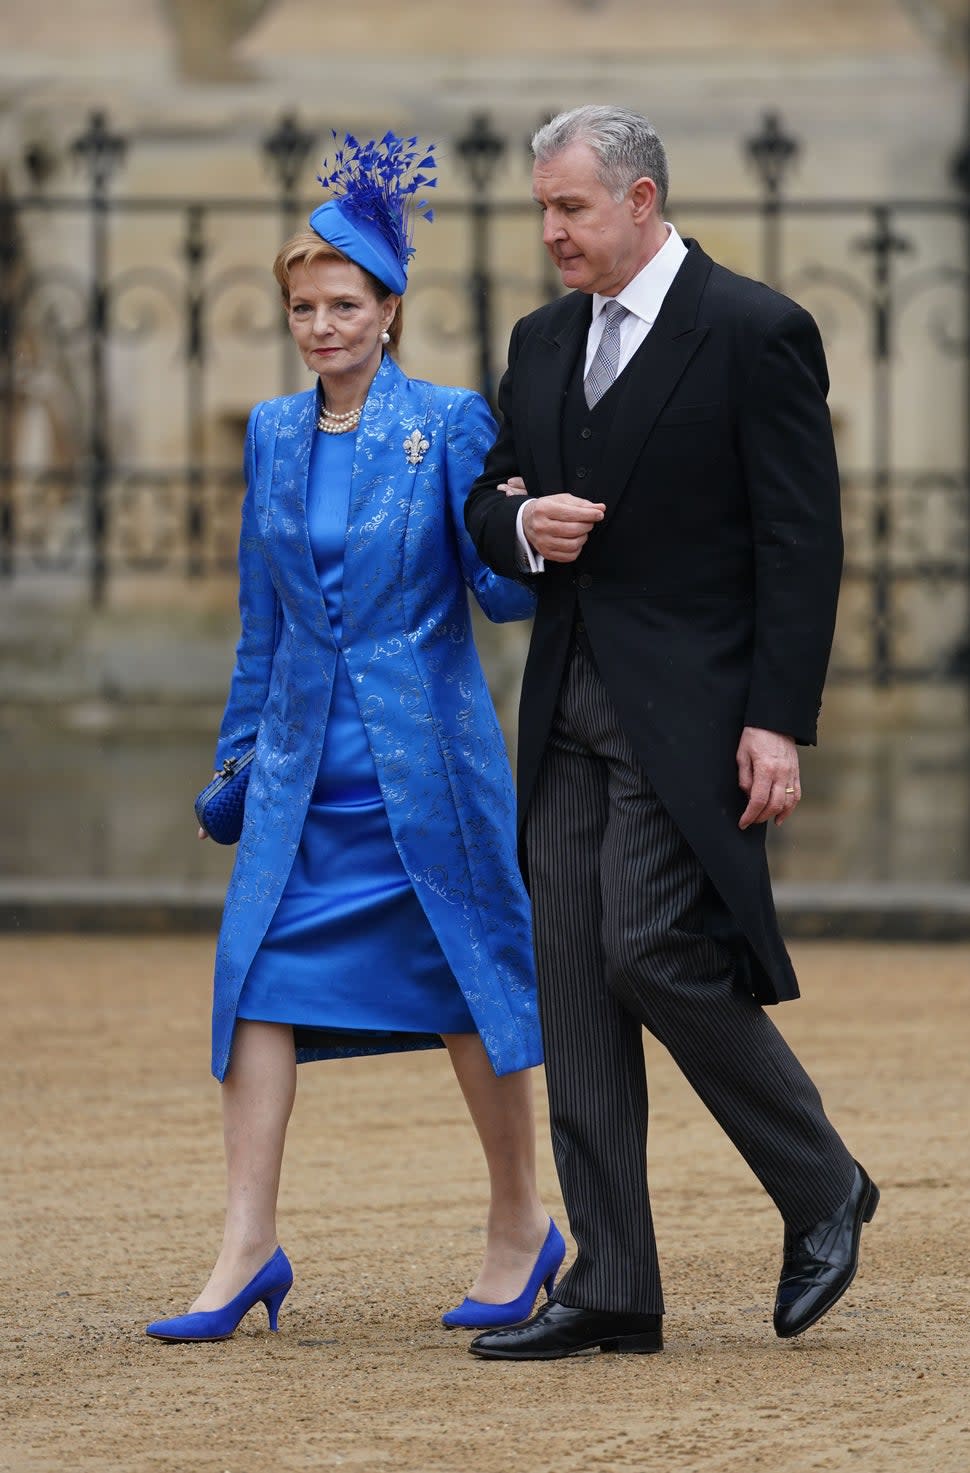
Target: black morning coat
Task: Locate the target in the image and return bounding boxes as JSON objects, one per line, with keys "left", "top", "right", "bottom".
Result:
{"left": 464, "top": 240, "right": 844, "bottom": 1005}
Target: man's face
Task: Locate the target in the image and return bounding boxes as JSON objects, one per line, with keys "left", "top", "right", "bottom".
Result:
{"left": 532, "top": 141, "right": 648, "bottom": 297}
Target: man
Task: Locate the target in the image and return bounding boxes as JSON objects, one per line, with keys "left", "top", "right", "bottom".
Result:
{"left": 463, "top": 104, "right": 877, "bottom": 1360}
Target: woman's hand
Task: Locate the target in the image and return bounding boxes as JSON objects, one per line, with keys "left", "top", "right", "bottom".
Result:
{"left": 499, "top": 475, "right": 528, "bottom": 496}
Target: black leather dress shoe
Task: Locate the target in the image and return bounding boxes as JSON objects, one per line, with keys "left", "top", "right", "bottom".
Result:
{"left": 774, "top": 1160, "right": 879, "bottom": 1339}
{"left": 468, "top": 1300, "right": 663, "bottom": 1360}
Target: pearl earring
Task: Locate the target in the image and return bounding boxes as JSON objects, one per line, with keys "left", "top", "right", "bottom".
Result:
{"left": 380, "top": 330, "right": 391, "bottom": 344}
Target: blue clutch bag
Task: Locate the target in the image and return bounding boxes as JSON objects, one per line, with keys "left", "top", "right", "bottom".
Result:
{"left": 194, "top": 749, "right": 256, "bottom": 845}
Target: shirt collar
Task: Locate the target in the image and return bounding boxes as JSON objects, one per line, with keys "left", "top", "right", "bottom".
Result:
{"left": 592, "top": 224, "right": 688, "bottom": 328}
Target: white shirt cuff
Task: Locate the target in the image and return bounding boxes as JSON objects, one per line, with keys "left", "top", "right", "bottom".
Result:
{"left": 515, "top": 499, "right": 544, "bottom": 573}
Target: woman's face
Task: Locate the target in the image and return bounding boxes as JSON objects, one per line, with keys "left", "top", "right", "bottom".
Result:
{"left": 286, "top": 256, "right": 398, "bottom": 394}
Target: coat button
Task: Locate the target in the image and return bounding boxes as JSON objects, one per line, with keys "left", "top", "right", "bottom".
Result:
{"left": 575, "top": 466, "right": 588, "bottom": 479}
{"left": 580, "top": 427, "right": 592, "bottom": 440}
{"left": 577, "top": 573, "right": 593, "bottom": 588}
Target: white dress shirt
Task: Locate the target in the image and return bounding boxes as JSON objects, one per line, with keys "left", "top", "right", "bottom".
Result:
{"left": 515, "top": 224, "right": 688, "bottom": 571}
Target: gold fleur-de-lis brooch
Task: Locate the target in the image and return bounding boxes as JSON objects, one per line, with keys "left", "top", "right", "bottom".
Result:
{"left": 403, "top": 428, "right": 430, "bottom": 466}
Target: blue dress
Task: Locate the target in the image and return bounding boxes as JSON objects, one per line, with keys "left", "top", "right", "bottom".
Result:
{"left": 236, "top": 427, "right": 475, "bottom": 1057}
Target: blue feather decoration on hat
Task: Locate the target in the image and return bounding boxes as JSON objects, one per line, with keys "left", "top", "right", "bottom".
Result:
{"left": 317, "top": 131, "right": 437, "bottom": 272}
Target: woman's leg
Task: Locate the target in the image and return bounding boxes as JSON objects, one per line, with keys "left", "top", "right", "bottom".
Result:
{"left": 442, "top": 1033, "right": 551, "bottom": 1303}
{"left": 189, "top": 1020, "right": 297, "bottom": 1312}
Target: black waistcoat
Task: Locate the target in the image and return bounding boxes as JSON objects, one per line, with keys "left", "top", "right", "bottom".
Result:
{"left": 560, "top": 342, "right": 623, "bottom": 504}
{"left": 560, "top": 345, "right": 624, "bottom": 654}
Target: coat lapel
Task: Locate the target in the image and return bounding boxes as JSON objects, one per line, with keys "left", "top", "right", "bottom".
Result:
{"left": 268, "top": 388, "right": 333, "bottom": 618}
{"left": 342, "top": 357, "right": 435, "bottom": 631}
{"left": 598, "top": 241, "right": 714, "bottom": 520}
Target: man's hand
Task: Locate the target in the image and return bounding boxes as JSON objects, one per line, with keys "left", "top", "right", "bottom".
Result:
{"left": 520, "top": 493, "right": 606, "bottom": 563}
{"left": 736, "top": 727, "right": 801, "bottom": 829}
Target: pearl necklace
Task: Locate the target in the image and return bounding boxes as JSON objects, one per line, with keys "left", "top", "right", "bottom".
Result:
{"left": 316, "top": 403, "right": 363, "bottom": 434}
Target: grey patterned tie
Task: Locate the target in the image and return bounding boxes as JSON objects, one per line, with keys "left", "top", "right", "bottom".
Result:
{"left": 584, "top": 299, "right": 630, "bottom": 409}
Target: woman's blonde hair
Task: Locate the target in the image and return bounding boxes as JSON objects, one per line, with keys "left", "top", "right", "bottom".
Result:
{"left": 272, "top": 231, "right": 403, "bottom": 352}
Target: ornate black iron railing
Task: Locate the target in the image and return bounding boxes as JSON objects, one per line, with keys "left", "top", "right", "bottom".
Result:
{"left": 1, "top": 107, "right": 968, "bottom": 692}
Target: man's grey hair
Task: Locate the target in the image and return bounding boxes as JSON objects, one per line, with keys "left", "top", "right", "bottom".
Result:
{"left": 532, "top": 105, "right": 669, "bottom": 210}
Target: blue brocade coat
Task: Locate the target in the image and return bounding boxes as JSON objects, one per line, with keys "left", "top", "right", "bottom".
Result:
{"left": 210, "top": 356, "right": 540, "bottom": 1082}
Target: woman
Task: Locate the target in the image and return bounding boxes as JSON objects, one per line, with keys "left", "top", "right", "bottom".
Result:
{"left": 146, "top": 135, "right": 563, "bottom": 1343}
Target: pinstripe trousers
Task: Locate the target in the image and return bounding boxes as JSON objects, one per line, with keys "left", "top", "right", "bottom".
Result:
{"left": 526, "top": 643, "right": 856, "bottom": 1315}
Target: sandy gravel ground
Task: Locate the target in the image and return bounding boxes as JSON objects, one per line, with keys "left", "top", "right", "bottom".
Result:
{"left": 2, "top": 936, "right": 967, "bottom": 1472}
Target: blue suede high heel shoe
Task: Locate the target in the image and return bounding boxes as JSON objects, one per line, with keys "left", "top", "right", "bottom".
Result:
{"left": 146, "top": 1246, "right": 293, "bottom": 1342}
{"left": 441, "top": 1220, "right": 566, "bottom": 1330}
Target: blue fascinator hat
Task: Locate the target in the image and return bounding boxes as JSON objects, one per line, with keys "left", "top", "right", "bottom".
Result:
{"left": 309, "top": 131, "right": 437, "bottom": 295}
